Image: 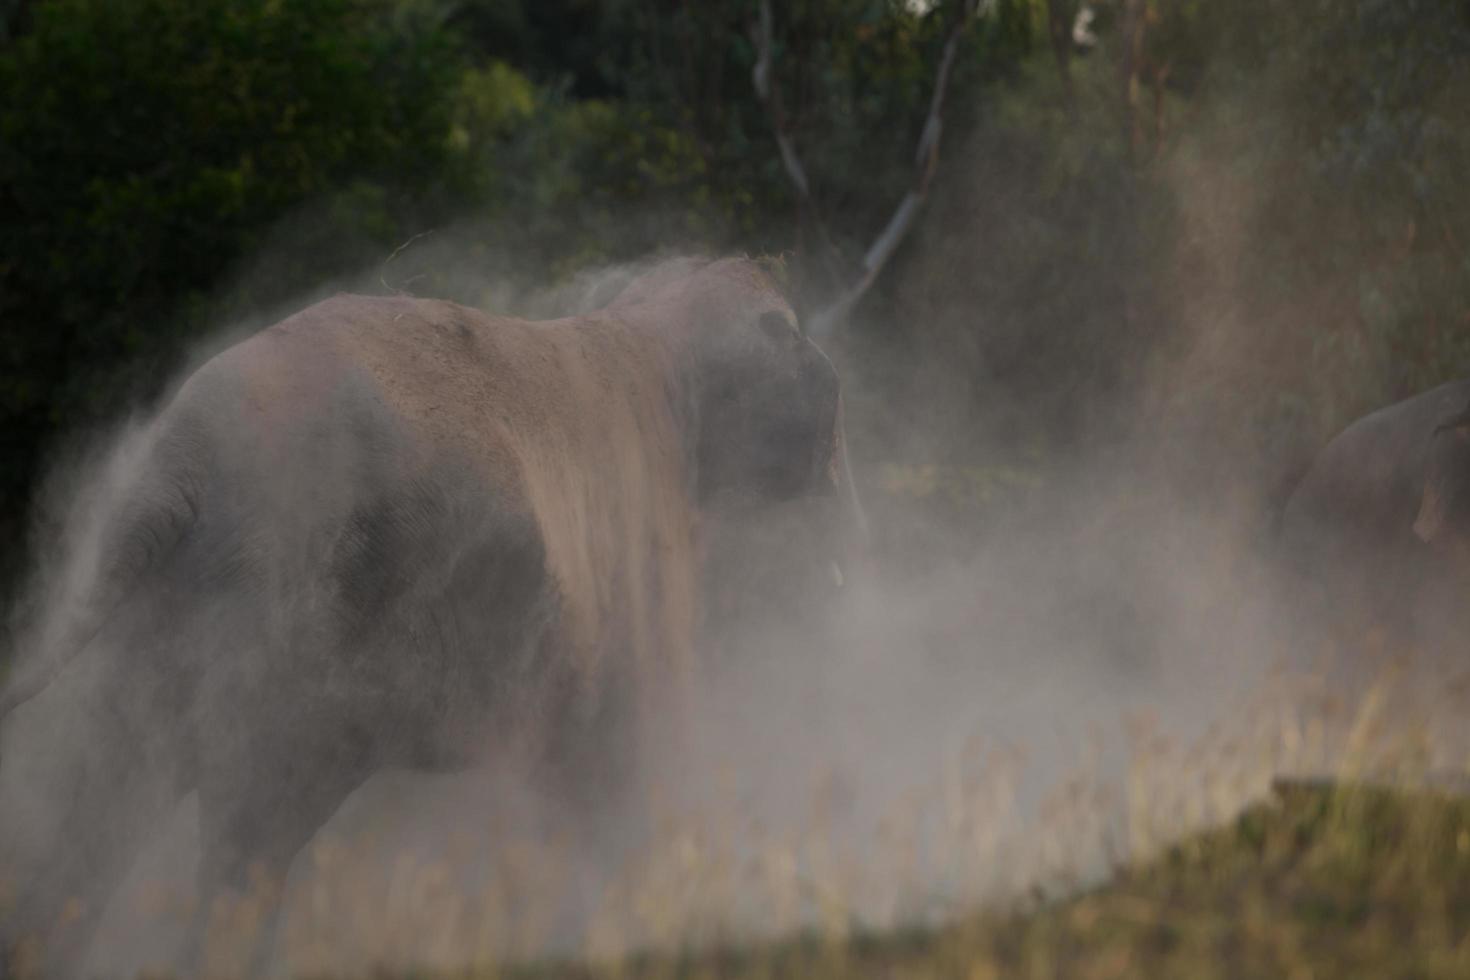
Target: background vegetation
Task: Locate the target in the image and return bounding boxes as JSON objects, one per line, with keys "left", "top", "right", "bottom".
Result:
{"left": 4, "top": 0, "right": 1470, "bottom": 582}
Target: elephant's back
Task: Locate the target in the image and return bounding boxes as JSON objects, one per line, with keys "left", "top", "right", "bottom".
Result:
{"left": 170, "top": 295, "right": 557, "bottom": 498}
{"left": 173, "top": 291, "right": 701, "bottom": 681}
{"left": 1278, "top": 380, "right": 1470, "bottom": 629}
{"left": 153, "top": 295, "right": 544, "bottom": 608}
{"left": 1284, "top": 380, "right": 1470, "bottom": 551}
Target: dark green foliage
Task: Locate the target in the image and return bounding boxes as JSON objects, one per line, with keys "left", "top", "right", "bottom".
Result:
{"left": 5, "top": 0, "right": 1470, "bottom": 586}
{"left": 0, "top": 0, "right": 1040, "bottom": 598}
{"left": 0, "top": 0, "right": 460, "bottom": 573}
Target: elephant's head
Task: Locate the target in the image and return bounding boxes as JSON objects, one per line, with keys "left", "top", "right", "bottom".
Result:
{"left": 1415, "top": 399, "right": 1470, "bottom": 553}
{"left": 612, "top": 257, "right": 866, "bottom": 614}
{"left": 611, "top": 257, "right": 854, "bottom": 507}
{"left": 691, "top": 308, "right": 843, "bottom": 507}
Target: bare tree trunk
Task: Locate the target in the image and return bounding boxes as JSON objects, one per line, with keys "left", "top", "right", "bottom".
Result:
{"left": 752, "top": 0, "right": 979, "bottom": 339}
{"left": 1047, "top": 0, "right": 1076, "bottom": 107}
{"left": 1120, "top": 0, "right": 1147, "bottom": 162}
{"left": 1152, "top": 60, "right": 1172, "bottom": 150}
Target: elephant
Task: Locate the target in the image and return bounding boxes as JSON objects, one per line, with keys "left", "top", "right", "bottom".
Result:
{"left": 1412, "top": 396, "right": 1470, "bottom": 553}
{"left": 1278, "top": 379, "right": 1470, "bottom": 662}
{"left": 0, "top": 255, "right": 864, "bottom": 977}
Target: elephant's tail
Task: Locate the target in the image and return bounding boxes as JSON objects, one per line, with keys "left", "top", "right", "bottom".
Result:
{"left": 0, "top": 471, "right": 199, "bottom": 725}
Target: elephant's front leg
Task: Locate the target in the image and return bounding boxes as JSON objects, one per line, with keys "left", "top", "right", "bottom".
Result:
{"left": 534, "top": 655, "right": 649, "bottom": 860}
{"left": 0, "top": 715, "right": 177, "bottom": 980}
{"left": 188, "top": 714, "right": 375, "bottom": 978}
{"left": 0, "top": 597, "right": 187, "bottom": 980}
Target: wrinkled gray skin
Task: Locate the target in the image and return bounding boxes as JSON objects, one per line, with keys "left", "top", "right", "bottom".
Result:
{"left": 1279, "top": 379, "right": 1470, "bottom": 661}
{"left": 0, "top": 257, "right": 862, "bottom": 977}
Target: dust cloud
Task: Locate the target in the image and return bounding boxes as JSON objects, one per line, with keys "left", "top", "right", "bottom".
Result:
{"left": 4, "top": 176, "right": 1470, "bottom": 978}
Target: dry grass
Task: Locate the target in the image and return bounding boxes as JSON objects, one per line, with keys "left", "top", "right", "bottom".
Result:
{"left": 108, "top": 657, "right": 1467, "bottom": 980}
{"left": 7, "top": 666, "right": 1470, "bottom": 979}
{"left": 389, "top": 776, "right": 1470, "bottom": 980}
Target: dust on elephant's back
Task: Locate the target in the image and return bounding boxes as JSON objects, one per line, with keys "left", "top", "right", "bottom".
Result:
{"left": 505, "top": 325, "right": 700, "bottom": 689}
{"left": 328, "top": 295, "right": 701, "bottom": 687}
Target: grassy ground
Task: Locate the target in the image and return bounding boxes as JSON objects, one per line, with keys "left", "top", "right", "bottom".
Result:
{"left": 450, "top": 778, "right": 1470, "bottom": 980}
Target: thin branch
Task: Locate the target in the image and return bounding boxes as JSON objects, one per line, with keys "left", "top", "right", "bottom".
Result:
{"left": 751, "top": 0, "right": 846, "bottom": 282}
{"left": 752, "top": 0, "right": 807, "bottom": 198}
{"left": 1047, "top": 0, "right": 1077, "bottom": 107}
{"left": 805, "top": 0, "right": 979, "bottom": 339}
{"left": 1120, "top": 0, "right": 1147, "bottom": 161}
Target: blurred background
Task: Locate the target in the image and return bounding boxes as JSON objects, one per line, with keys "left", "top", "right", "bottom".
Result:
{"left": 3, "top": 0, "right": 1468, "bottom": 595}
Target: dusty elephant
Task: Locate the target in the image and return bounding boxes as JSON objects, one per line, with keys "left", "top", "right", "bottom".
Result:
{"left": 1278, "top": 379, "right": 1470, "bottom": 661}
{"left": 1412, "top": 395, "right": 1470, "bottom": 548}
{"left": 0, "top": 256, "right": 863, "bottom": 976}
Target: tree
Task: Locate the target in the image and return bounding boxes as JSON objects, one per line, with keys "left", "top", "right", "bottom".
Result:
{"left": 0, "top": 0, "right": 461, "bottom": 582}
{"left": 753, "top": 0, "right": 984, "bottom": 337}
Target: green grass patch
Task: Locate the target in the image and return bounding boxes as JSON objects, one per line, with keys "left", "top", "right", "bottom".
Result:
{"left": 407, "top": 778, "right": 1470, "bottom": 980}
